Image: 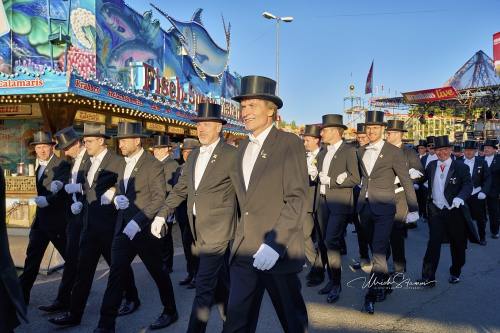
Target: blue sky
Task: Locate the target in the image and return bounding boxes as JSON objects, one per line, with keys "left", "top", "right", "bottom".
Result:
{"left": 130, "top": 0, "right": 500, "bottom": 124}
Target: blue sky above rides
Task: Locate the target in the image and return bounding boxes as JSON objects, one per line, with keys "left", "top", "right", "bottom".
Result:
{"left": 134, "top": 0, "right": 498, "bottom": 124}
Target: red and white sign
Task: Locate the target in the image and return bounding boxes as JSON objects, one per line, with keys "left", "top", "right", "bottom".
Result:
{"left": 402, "top": 87, "right": 458, "bottom": 104}
{"left": 494, "top": 32, "right": 500, "bottom": 76}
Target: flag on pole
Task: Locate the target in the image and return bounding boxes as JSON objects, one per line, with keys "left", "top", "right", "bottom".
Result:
{"left": 365, "top": 60, "right": 374, "bottom": 95}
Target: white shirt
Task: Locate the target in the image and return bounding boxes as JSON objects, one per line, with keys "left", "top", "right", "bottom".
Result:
{"left": 193, "top": 138, "right": 220, "bottom": 216}
{"left": 432, "top": 158, "right": 452, "bottom": 209}
{"left": 242, "top": 124, "right": 274, "bottom": 190}
{"left": 423, "top": 153, "right": 438, "bottom": 188}
{"left": 362, "top": 139, "right": 384, "bottom": 176}
{"left": 70, "top": 148, "right": 86, "bottom": 184}
{"left": 87, "top": 148, "right": 108, "bottom": 187}
{"left": 37, "top": 155, "right": 54, "bottom": 180}
{"left": 158, "top": 154, "right": 169, "bottom": 163}
{"left": 306, "top": 147, "right": 320, "bottom": 168}
{"left": 123, "top": 148, "right": 144, "bottom": 192}
{"left": 320, "top": 140, "right": 343, "bottom": 194}
{"left": 485, "top": 155, "right": 494, "bottom": 167}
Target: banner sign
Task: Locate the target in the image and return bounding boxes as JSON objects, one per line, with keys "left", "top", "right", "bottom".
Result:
{"left": 74, "top": 111, "right": 106, "bottom": 123}
{"left": 0, "top": 70, "right": 67, "bottom": 95}
{"left": 494, "top": 32, "right": 500, "bottom": 76}
{"left": 402, "top": 87, "right": 458, "bottom": 104}
{"left": 167, "top": 126, "right": 185, "bottom": 135}
{"left": 0, "top": 104, "right": 32, "bottom": 116}
{"left": 145, "top": 122, "right": 166, "bottom": 132}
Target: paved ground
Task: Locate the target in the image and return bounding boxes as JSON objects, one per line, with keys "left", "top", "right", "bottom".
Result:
{"left": 14, "top": 221, "right": 500, "bottom": 333}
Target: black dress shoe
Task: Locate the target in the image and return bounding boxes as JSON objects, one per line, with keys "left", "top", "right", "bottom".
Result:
{"left": 117, "top": 300, "right": 140, "bottom": 316}
{"left": 186, "top": 279, "right": 196, "bottom": 289}
{"left": 39, "top": 300, "right": 68, "bottom": 313}
{"left": 48, "top": 312, "right": 81, "bottom": 327}
{"left": 448, "top": 275, "right": 460, "bottom": 284}
{"left": 416, "top": 278, "right": 436, "bottom": 288}
{"left": 362, "top": 299, "right": 374, "bottom": 314}
{"left": 149, "top": 311, "right": 179, "bottom": 330}
{"left": 349, "top": 261, "right": 361, "bottom": 271}
{"left": 179, "top": 275, "right": 194, "bottom": 285}
{"left": 492, "top": 233, "right": 499, "bottom": 239}
{"left": 479, "top": 239, "right": 487, "bottom": 246}
{"left": 93, "top": 328, "right": 115, "bottom": 333}
{"left": 326, "top": 285, "right": 342, "bottom": 303}
{"left": 318, "top": 281, "right": 334, "bottom": 295}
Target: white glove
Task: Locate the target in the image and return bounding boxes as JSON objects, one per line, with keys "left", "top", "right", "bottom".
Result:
{"left": 409, "top": 168, "right": 424, "bottom": 180}
{"left": 64, "top": 183, "right": 82, "bottom": 194}
{"left": 114, "top": 195, "right": 129, "bottom": 210}
{"left": 406, "top": 211, "right": 419, "bottom": 224}
{"left": 413, "top": 183, "right": 420, "bottom": 190}
{"left": 477, "top": 192, "right": 486, "bottom": 200}
{"left": 319, "top": 172, "right": 331, "bottom": 187}
{"left": 71, "top": 201, "right": 83, "bottom": 215}
{"left": 451, "top": 197, "right": 464, "bottom": 209}
{"left": 101, "top": 188, "right": 116, "bottom": 205}
{"left": 308, "top": 165, "right": 318, "bottom": 179}
{"left": 50, "top": 180, "right": 64, "bottom": 194}
{"left": 123, "top": 220, "right": 141, "bottom": 240}
{"left": 252, "top": 243, "right": 280, "bottom": 271}
{"left": 34, "top": 196, "right": 49, "bottom": 208}
{"left": 336, "top": 172, "right": 348, "bottom": 185}
{"left": 151, "top": 216, "right": 166, "bottom": 239}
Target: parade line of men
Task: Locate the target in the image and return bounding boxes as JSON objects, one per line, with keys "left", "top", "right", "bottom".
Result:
{"left": 1, "top": 75, "right": 499, "bottom": 333}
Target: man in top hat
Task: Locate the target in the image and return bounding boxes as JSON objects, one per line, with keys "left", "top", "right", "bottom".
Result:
{"left": 415, "top": 139, "right": 428, "bottom": 221}
{"left": 38, "top": 127, "right": 91, "bottom": 314}
{"left": 301, "top": 124, "right": 327, "bottom": 287}
{"left": 356, "top": 111, "right": 419, "bottom": 314}
{"left": 355, "top": 123, "right": 370, "bottom": 147}
{"left": 461, "top": 140, "right": 491, "bottom": 245}
{"left": 50, "top": 123, "right": 139, "bottom": 328}
{"left": 19, "top": 131, "right": 71, "bottom": 305}
{"left": 0, "top": 165, "right": 27, "bottom": 333}
{"left": 151, "top": 134, "right": 179, "bottom": 274}
{"left": 478, "top": 144, "right": 486, "bottom": 157}
{"left": 223, "top": 75, "right": 308, "bottom": 332}
{"left": 95, "top": 122, "right": 177, "bottom": 332}
{"left": 483, "top": 139, "right": 500, "bottom": 238}
{"left": 419, "top": 135, "right": 472, "bottom": 286}
{"left": 452, "top": 145, "right": 464, "bottom": 161}
{"left": 176, "top": 138, "right": 201, "bottom": 288}
{"left": 419, "top": 136, "right": 438, "bottom": 222}
{"left": 314, "top": 114, "right": 360, "bottom": 303}
{"left": 385, "top": 120, "right": 424, "bottom": 276}
{"left": 152, "top": 102, "right": 237, "bottom": 333}
{"left": 416, "top": 140, "right": 428, "bottom": 160}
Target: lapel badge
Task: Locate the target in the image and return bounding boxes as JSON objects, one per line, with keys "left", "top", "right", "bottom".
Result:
{"left": 379, "top": 154, "right": 384, "bottom": 159}
{"left": 133, "top": 168, "right": 138, "bottom": 172}
{"left": 260, "top": 150, "right": 267, "bottom": 159}
{"left": 211, "top": 154, "right": 218, "bottom": 163}
{"left": 450, "top": 177, "right": 457, "bottom": 184}
{"left": 312, "top": 159, "right": 317, "bottom": 166}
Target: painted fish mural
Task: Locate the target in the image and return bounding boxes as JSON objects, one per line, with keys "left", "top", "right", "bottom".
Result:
{"left": 151, "top": 3, "right": 231, "bottom": 80}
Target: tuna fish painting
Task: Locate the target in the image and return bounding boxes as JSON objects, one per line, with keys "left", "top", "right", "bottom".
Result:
{"left": 151, "top": 3, "right": 231, "bottom": 81}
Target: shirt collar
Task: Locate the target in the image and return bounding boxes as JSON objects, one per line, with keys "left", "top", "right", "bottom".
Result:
{"left": 91, "top": 148, "right": 108, "bottom": 163}
{"left": 249, "top": 124, "right": 274, "bottom": 147}
{"left": 367, "top": 139, "right": 384, "bottom": 151}
{"left": 200, "top": 138, "right": 220, "bottom": 154}
{"left": 465, "top": 156, "right": 475, "bottom": 163}
{"left": 439, "top": 158, "right": 452, "bottom": 167}
{"left": 38, "top": 154, "right": 54, "bottom": 166}
{"left": 125, "top": 148, "right": 144, "bottom": 164}
{"left": 76, "top": 148, "right": 86, "bottom": 160}
{"left": 159, "top": 154, "right": 169, "bottom": 162}
{"left": 327, "top": 140, "right": 342, "bottom": 152}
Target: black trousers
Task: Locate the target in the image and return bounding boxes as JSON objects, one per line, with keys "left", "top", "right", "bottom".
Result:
{"left": 177, "top": 202, "right": 199, "bottom": 278}
{"left": 303, "top": 211, "right": 325, "bottom": 273}
{"left": 187, "top": 242, "right": 230, "bottom": 333}
{"left": 0, "top": 282, "right": 20, "bottom": 333}
{"left": 486, "top": 196, "right": 500, "bottom": 235}
{"left": 223, "top": 257, "right": 308, "bottom": 333}
{"left": 69, "top": 227, "right": 138, "bottom": 318}
{"left": 388, "top": 191, "right": 408, "bottom": 273}
{"left": 359, "top": 202, "right": 394, "bottom": 301}
{"left": 19, "top": 226, "right": 67, "bottom": 304}
{"left": 55, "top": 218, "right": 83, "bottom": 305}
{"left": 352, "top": 186, "right": 369, "bottom": 260}
{"left": 416, "top": 185, "right": 429, "bottom": 218}
{"left": 467, "top": 194, "right": 487, "bottom": 241}
{"left": 98, "top": 231, "right": 177, "bottom": 330}
{"left": 422, "top": 204, "right": 466, "bottom": 280}
{"left": 161, "top": 222, "right": 174, "bottom": 272}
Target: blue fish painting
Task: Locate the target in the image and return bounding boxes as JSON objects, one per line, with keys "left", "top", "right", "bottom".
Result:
{"left": 151, "top": 4, "right": 231, "bottom": 80}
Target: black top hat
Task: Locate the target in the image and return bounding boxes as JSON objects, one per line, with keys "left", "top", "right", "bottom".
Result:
{"left": 463, "top": 140, "right": 478, "bottom": 150}
{"left": 303, "top": 124, "right": 321, "bottom": 138}
{"left": 193, "top": 103, "right": 227, "bottom": 125}
{"left": 416, "top": 139, "right": 427, "bottom": 148}
{"left": 182, "top": 138, "right": 200, "bottom": 150}
{"left": 364, "top": 111, "right": 386, "bottom": 126}
{"left": 386, "top": 120, "right": 407, "bottom": 132}
{"left": 453, "top": 145, "right": 463, "bottom": 152}
{"left": 82, "top": 123, "right": 110, "bottom": 138}
{"left": 151, "top": 134, "right": 172, "bottom": 148}
{"left": 30, "top": 131, "right": 55, "bottom": 146}
{"left": 115, "top": 122, "right": 148, "bottom": 139}
{"left": 55, "top": 127, "right": 80, "bottom": 150}
{"left": 434, "top": 135, "right": 452, "bottom": 149}
{"left": 426, "top": 136, "right": 436, "bottom": 147}
{"left": 322, "top": 114, "right": 347, "bottom": 130}
{"left": 484, "top": 139, "right": 499, "bottom": 149}
{"left": 232, "top": 76, "right": 283, "bottom": 109}
{"left": 356, "top": 123, "right": 366, "bottom": 134}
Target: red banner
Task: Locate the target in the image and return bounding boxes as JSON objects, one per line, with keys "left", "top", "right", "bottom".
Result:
{"left": 402, "top": 87, "right": 458, "bottom": 104}
{"left": 494, "top": 32, "right": 500, "bottom": 75}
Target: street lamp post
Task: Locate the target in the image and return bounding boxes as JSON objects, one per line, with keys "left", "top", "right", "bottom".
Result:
{"left": 262, "top": 11, "right": 293, "bottom": 96}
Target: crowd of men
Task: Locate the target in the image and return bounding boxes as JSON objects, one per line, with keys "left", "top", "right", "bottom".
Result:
{"left": 0, "top": 75, "right": 499, "bottom": 333}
